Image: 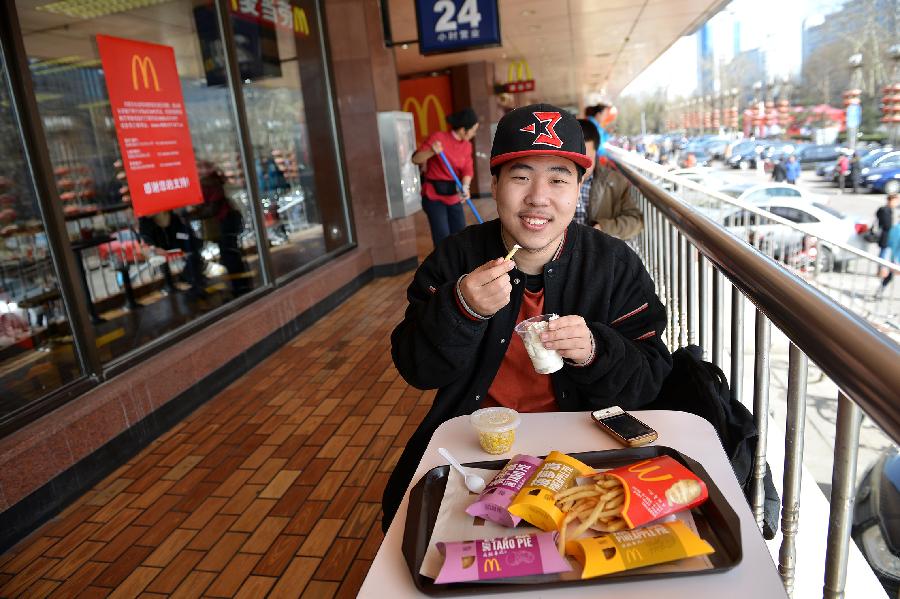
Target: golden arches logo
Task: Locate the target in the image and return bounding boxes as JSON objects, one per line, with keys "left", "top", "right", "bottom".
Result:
{"left": 626, "top": 460, "right": 672, "bottom": 483}
{"left": 482, "top": 558, "right": 501, "bottom": 573}
{"left": 402, "top": 94, "right": 446, "bottom": 137}
{"left": 507, "top": 60, "right": 533, "bottom": 83}
{"left": 293, "top": 7, "right": 310, "bottom": 35}
{"left": 131, "top": 55, "right": 159, "bottom": 91}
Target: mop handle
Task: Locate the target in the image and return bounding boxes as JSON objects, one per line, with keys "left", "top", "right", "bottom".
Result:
{"left": 436, "top": 150, "right": 483, "bottom": 224}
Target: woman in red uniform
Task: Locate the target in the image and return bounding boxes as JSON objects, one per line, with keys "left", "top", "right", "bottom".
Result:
{"left": 412, "top": 107, "right": 479, "bottom": 246}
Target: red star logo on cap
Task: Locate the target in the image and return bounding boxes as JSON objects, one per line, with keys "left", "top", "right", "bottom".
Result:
{"left": 519, "top": 111, "right": 563, "bottom": 148}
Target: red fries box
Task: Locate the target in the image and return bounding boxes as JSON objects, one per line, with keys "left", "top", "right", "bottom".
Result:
{"left": 595, "top": 455, "right": 709, "bottom": 529}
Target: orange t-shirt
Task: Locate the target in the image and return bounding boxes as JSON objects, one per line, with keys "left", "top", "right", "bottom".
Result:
{"left": 484, "top": 288, "right": 559, "bottom": 412}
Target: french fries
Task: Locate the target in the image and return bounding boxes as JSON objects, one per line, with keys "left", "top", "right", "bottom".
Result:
{"left": 553, "top": 474, "right": 627, "bottom": 555}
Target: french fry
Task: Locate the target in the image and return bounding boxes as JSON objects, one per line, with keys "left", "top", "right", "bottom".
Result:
{"left": 553, "top": 474, "right": 627, "bottom": 539}
{"left": 505, "top": 244, "right": 522, "bottom": 261}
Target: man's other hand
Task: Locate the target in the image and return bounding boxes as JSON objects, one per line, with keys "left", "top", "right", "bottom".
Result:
{"left": 541, "top": 315, "right": 594, "bottom": 364}
{"left": 459, "top": 258, "right": 515, "bottom": 317}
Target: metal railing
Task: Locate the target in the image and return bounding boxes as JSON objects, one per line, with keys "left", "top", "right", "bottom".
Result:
{"left": 645, "top": 159, "right": 900, "bottom": 340}
{"left": 610, "top": 147, "right": 900, "bottom": 599}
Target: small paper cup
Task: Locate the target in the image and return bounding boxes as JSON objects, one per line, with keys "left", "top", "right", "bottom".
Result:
{"left": 470, "top": 407, "right": 521, "bottom": 455}
{"left": 514, "top": 314, "right": 565, "bottom": 374}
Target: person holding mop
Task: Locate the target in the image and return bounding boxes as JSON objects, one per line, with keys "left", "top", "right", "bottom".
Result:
{"left": 412, "top": 107, "right": 480, "bottom": 246}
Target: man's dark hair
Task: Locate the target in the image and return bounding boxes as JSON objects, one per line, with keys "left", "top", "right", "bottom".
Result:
{"left": 578, "top": 119, "right": 600, "bottom": 147}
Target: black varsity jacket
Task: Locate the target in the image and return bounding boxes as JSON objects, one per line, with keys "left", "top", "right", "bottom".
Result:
{"left": 382, "top": 218, "right": 672, "bottom": 529}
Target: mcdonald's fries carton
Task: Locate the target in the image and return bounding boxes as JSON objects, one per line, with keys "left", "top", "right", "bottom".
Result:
{"left": 566, "top": 521, "right": 714, "bottom": 579}
{"left": 507, "top": 451, "right": 594, "bottom": 532}
{"left": 593, "top": 455, "right": 708, "bottom": 529}
{"left": 434, "top": 532, "right": 571, "bottom": 583}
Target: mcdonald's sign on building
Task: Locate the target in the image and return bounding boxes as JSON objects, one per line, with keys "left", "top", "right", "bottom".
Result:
{"left": 399, "top": 75, "right": 454, "bottom": 146}
{"left": 96, "top": 35, "right": 202, "bottom": 216}
{"left": 503, "top": 60, "right": 535, "bottom": 94}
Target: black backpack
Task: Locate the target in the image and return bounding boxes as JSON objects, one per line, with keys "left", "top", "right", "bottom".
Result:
{"left": 649, "top": 345, "right": 780, "bottom": 539}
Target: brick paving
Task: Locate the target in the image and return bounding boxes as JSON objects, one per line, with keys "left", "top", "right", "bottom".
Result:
{"left": 0, "top": 268, "right": 430, "bottom": 598}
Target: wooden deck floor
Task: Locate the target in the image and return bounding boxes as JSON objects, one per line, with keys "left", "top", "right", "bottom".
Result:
{"left": 0, "top": 200, "right": 497, "bottom": 598}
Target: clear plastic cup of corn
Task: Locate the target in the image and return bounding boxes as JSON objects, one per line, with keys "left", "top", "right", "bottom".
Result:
{"left": 470, "top": 407, "right": 521, "bottom": 455}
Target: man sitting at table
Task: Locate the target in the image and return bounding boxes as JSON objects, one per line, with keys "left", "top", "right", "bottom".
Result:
{"left": 383, "top": 104, "right": 672, "bottom": 531}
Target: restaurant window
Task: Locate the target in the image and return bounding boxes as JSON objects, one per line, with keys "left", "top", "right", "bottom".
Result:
{"left": 230, "top": 0, "right": 351, "bottom": 278}
{"left": 17, "top": 0, "right": 263, "bottom": 364}
{"left": 0, "top": 60, "right": 80, "bottom": 416}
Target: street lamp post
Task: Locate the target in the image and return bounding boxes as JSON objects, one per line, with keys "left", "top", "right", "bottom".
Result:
{"left": 884, "top": 45, "right": 900, "bottom": 147}
{"left": 845, "top": 53, "right": 864, "bottom": 150}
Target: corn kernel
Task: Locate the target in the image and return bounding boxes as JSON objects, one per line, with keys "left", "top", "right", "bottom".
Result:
{"left": 478, "top": 429, "right": 515, "bottom": 454}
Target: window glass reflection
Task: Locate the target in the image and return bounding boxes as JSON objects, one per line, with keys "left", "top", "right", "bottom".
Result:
{"left": 0, "top": 62, "right": 80, "bottom": 413}
{"left": 236, "top": 0, "right": 350, "bottom": 278}
{"left": 18, "top": 0, "right": 262, "bottom": 364}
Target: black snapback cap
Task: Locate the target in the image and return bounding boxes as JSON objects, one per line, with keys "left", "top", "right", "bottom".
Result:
{"left": 490, "top": 103, "right": 592, "bottom": 171}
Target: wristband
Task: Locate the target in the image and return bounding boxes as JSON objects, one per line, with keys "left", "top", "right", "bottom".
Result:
{"left": 456, "top": 274, "right": 490, "bottom": 321}
{"left": 566, "top": 331, "right": 596, "bottom": 368}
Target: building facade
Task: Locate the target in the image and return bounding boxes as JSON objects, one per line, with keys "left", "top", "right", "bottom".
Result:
{"left": 0, "top": 0, "right": 418, "bottom": 546}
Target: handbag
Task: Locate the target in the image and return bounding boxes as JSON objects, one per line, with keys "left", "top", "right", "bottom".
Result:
{"left": 426, "top": 178, "right": 458, "bottom": 196}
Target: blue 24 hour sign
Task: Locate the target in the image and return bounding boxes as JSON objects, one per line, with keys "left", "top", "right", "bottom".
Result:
{"left": 415, "top": 0, "right": 501, "bottom": 55}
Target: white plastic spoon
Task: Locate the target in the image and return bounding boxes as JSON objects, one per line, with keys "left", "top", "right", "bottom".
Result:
{"left": 438, "top": 447, "right": 486, "bottom": 494}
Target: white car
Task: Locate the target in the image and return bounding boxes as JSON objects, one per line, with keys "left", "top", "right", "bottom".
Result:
{"left": 714, "top": 190, "right": 867, "bottom": 271}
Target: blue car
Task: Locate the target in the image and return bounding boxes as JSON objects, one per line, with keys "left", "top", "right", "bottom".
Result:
{"left": 864, "top": 166, "right": 900, "bottom": 195}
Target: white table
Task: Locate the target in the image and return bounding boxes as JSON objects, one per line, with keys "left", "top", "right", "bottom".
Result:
{"left": 359, "top": 410, "right": 789, "bottom": 598}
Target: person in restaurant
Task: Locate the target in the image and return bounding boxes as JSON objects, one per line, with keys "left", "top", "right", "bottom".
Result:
{"left": 383, "top": 104, "right": 671, "bottom": 530}
{"left": 193, "top": 160, "right": 251, "bottom": 297}
{"left": 138, "top": 210, "right": 207, "bottom": 300}
{"left": 412, "top": 107, "right": 479, "bottom": 247}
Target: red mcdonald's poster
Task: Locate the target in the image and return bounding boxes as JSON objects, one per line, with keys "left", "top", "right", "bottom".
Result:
{"left": 96, "top": 34, "right": 202, "bottom": 216}
{"left": 399, "top": 75, "right": 453, "bottom": 146}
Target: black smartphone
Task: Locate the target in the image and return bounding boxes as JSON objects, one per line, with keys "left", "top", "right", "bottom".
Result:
{"left": 590, "top": 407, "right": 658, "bottom": 447}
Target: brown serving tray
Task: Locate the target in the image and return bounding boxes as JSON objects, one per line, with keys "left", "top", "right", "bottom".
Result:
{"left": 402, "top": 445, "right": 743, "bottom": 596}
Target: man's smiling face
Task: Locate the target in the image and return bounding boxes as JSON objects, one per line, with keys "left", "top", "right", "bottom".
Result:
{"left": 492, "top": 154, "right": 579, "bottom": 252}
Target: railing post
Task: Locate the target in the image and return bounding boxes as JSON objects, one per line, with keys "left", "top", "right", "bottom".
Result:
{"left": 730, "top": 286, "right": 744, "bottom": 404}
{"left": 699, "top": 253, "right": 708, "bottom": 357}
{"left": 654, "top": 208, "right": 664, "bottom": 298}
{"left": 712, "top": 268, "right": 725, "bottom": 369}
{"left": 687, "top": 242, "right": 697, "bottom": 346}
{"left": 779, "top": 343, "right": 808, "bottom": 597}
{"left": 678, "top": 231, "right": 688, "bottom": 347}
{"left": 751, "top": 309, "right": 771, "bottom": 530}
{"left": 822, "top": 392, "right": 862, "bottom": 599}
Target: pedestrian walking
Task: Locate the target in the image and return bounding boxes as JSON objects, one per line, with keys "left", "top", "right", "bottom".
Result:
{"left": 837, "top": 152, "right": 850, "bottom": 193}
{"left": 785, "top": 155, "right": 800, "bottom": 185}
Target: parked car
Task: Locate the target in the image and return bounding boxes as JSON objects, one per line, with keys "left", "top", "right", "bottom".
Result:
{"left": 678, "top": 141, "right": 712, "bottom": 167}
{"left": 834, "top": 149, "right": 900, "bottom": 186}
{"left": 710, "top": 185, "right": 867, "bottom": 271}
{"left": 718, "top": 182, "right": 805, "bottom": 203}
{"left": 660, "top": 167, "right": 730, "bottom": 196}
{"left": 794, "top": 144, "right": 845, "bottom": 170}
{"left": 727, "top": 140, "right": 766, "bottom": 169}
{"left": 863, "top": 165, "right": 900, "bottom": 194}
{"left": 703, "top": 138, "right": 730, "bottom": 161}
